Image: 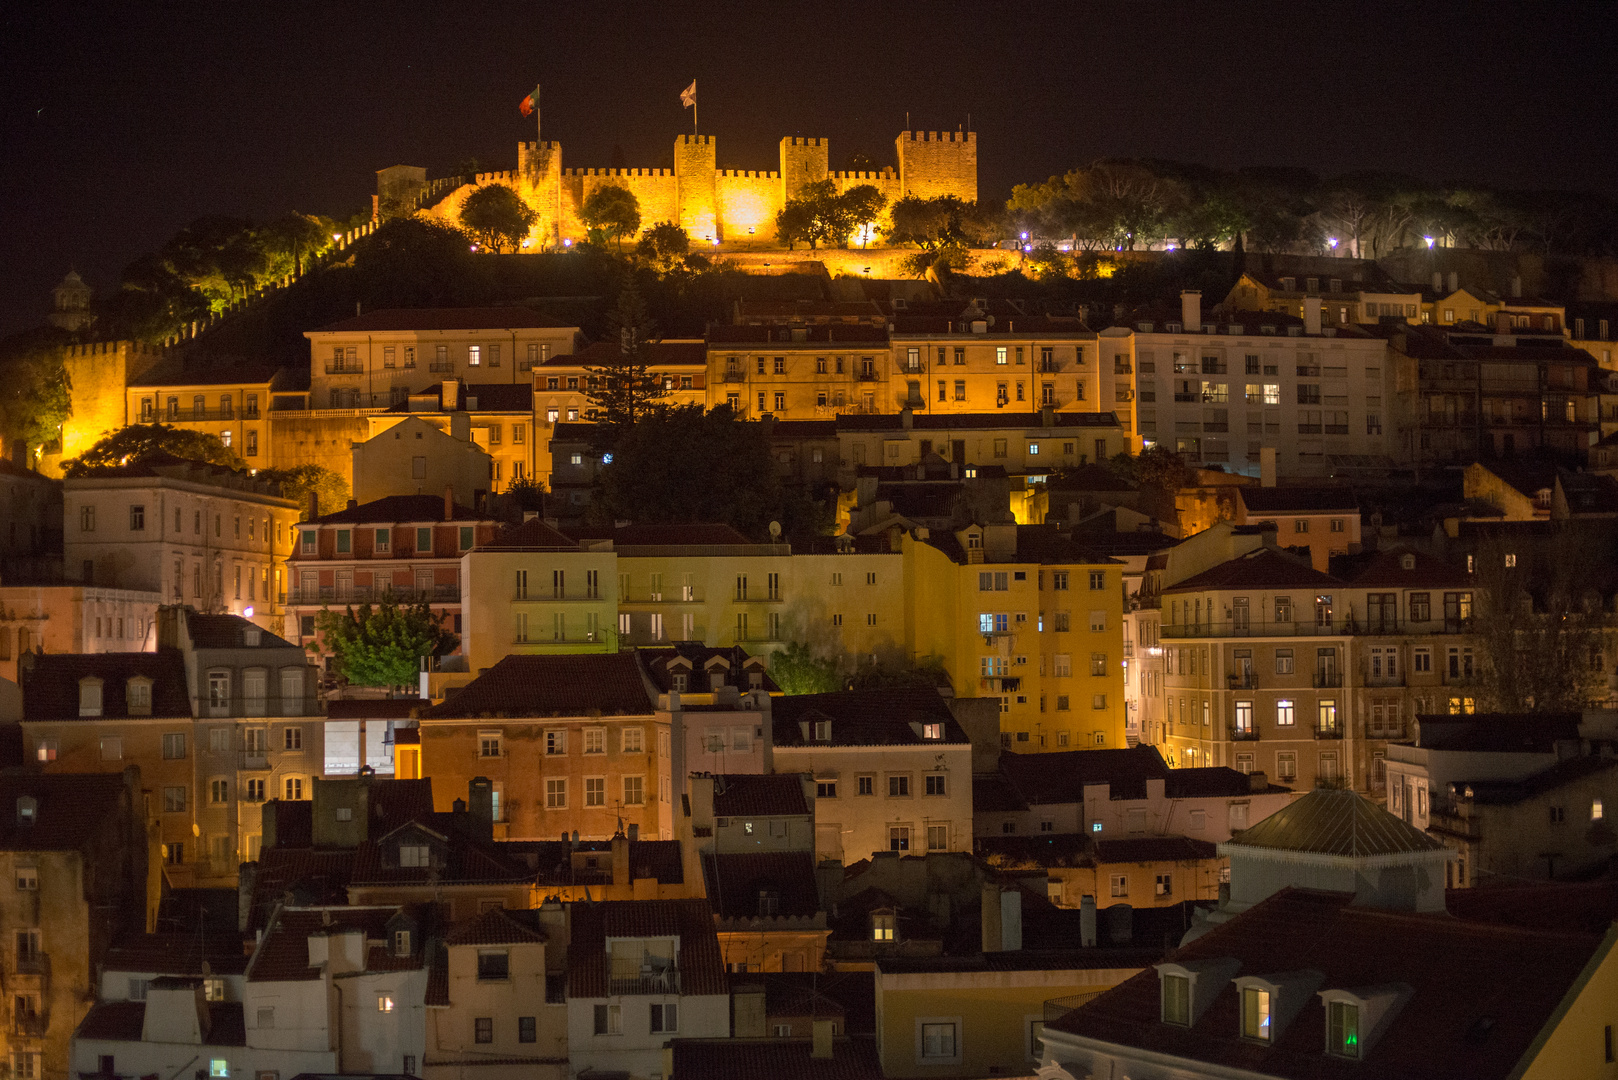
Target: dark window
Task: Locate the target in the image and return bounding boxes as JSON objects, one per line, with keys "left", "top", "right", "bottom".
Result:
{"left": 474, "top": 1017, "right": 493, "bottom": 1043}
{"left": 477, "top": 952, "right": 509, "bottom": 981}
{"left": 545, "top": 973, "right": 566, "bottom": 1004}
{"left": 518, "top": 1016, "right": 536, "bottom": 1043}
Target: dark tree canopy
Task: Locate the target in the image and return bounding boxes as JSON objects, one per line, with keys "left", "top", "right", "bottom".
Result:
{"left": 256, "top": 464, "right": 350, "bottom": 519}
{"left": 460, "top": 184, "right": 539, "bottom": 253}
{"left": 580, "top": 185, "right": 643, "bottom": 250}
{"left": 0, "top": 328, "right": 73, "bottom": 461}
{"left": 62, "top": 423, "right": 243, "bottom": 476}
{"left": 583, "top": 283, "right": 668, "bottom": 444}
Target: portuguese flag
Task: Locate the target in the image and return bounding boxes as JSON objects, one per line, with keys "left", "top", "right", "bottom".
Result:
{"left": 519, "top": 84, "right": 540, "bottom": 117}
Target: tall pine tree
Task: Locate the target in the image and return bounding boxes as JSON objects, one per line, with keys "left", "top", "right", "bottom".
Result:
{"left": 584, "top": 282, "right": 668, "bottom": 449}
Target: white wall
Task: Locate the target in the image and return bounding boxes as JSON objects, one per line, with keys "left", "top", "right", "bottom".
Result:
{"left": 566, "top": 993, "right": 729, "bottom": 1079}
{"left": 773, "top": 744, "right": 973, "bottom": 862}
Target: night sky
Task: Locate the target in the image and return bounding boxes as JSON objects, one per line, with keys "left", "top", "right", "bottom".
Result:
{"left": 2, "top": 0, "right": 1614, "bottom": 337}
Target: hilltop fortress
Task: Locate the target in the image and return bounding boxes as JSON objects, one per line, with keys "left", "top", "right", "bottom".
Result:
{"left": 414, "top": 127, "right": 977, "bottom": 247}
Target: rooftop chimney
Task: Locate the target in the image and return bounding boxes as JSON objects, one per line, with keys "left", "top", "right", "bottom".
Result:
{"left": 1303, "top": 296, "right": 1322, "bottom": 336}
{"left": 1260, "top": 447, "right": 1277, "bottom": 488}
{"left": 1447, "top": 271, "right": 1459, "bottom": 294}
{"left": 611, "top": 829, "right": 629, "bottom": 888}
{"left": 307, "top": 490, "right": 319, "bottom": 520}
{"left": 901, "top": 407, "right": 913, "bottom": 430}
{"left": 982, "top": 884, "right": 1022, "bottom": 952}
{"left": 1079, "top": 893, "right": 1097, "bottom": 947}
{"left": 443, "top": 486, "right": 454, "bottom": 522}
{"left": 1180, "top": 290, "right": 1201, "bottom": 332}
{"left": 811, "top": 1018, "right": 835, "bottom": 1060}
{"left": 1511, "top": 275, "right": 1523, "bottom": 299}
{"left": 1432, "top": 271, "right": 1443, "bottom": 293}
{"left": 442, "top": 380, "right": 459, "bottom": 410}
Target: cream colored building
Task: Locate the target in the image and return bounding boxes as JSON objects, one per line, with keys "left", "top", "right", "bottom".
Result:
{"left": 706, "top": 324, "right": 894, "bottom": 418}
{"left": 0, "top": 586, "right": 162, "bottom": 682}
{"left": 63, "top": 458, "right": 300, "bottom": 634}
{"left": 365, "top": 381, "right": 532, "bottom": 491}
{"left": 304, "top": 307, "right": 581, "bottom": 410}
{"left": 127, "top": 361, "right": 301, "bottom": 467}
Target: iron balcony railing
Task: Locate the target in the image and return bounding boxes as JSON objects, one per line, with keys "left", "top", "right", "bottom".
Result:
{"left": 1313, "top": 725, "right": 1344, "bottom": 740}
{"left": 1314, "top": 671, "right": 1344, "bottom": 688}
{"left": 325, "top": 363, "right": 364, "bottom": 375}
{"left": 608, "top": 970, "right": 680, "bottom": 996}
{"left": 1228, "top": 726, "right": 1260, "bottom": 742}
{"left": 1227, "top": 673, "right": 1259, "bottom": 690}
{"left": 723, "top": 370, "right": 748, "bottom": 382}
{"left": 289, "top": 585, "right": 461, "bottom": 605}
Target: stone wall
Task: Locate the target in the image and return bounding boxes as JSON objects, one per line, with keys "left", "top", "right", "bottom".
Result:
{"left": 268, "top": 411, "right": 375, "bottom": 490}
{"left": 895, "top": 130, "right": 978, "bottom": 203}
{"left": 41, "top": 341, "right": 164, "bottom": 477}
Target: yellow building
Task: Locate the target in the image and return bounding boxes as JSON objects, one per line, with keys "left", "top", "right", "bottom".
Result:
{"left": 127, "top": 360, "right": 301, "bottom": 467}
{"left": 367, "top": 379, "right": 537, "bottom": 490}
{"left": 902, "top": 523, "right": 1127, "bottom": 751}
{"left": 706, "top": 324, "right": 894, "bottom": 418}
{"left": 1223, "top": 270, "right": 1422, "bottom": 327}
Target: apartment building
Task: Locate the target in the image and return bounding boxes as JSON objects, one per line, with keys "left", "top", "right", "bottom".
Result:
{"left": 705, "top": 324, "right": 892, "bottom": 418}
{"left": 1131, "top": 293, "right": 1397, "bottom": 478}
{"left": 902, "top": 523, "right": 1128, "bottom": 751}
{"left": 832, "top": 409, "right": 1127, "bottom": 482}
{"left": 535, "top": 339, "right": 708, "bottom": 424}
{"left": 351, "top": 414, "right": 493, "bottom": 506}
{"left": 126, "top": 360, "right": 305, "bottom": 465}
{"left": 1224, "top": 269, "right": 1422, "bottom": 328}
{"left": 0, "top": 772, "right": 151, "bottom": 1080}
{"left": 63, "top": 456, "right": 300, "bottom": 632}
{"left": 370, "top": 380, "right": 535, "bottom": 489}
{"left": 771, "top": 690, "right": 975, "bottom": 863}
{"left": 1234, "top": 487, "right": 1363, "bottom": 573}
{"left": 304, "top": 307, "right": 581, "bottom": 409}
{"left": 1155, "top": 544, "right": 1476, "bottom": 796}
{"left": 287, "top": 493, "right": 502, "bottom": 663}
{"left": 0, "top": 586, "right": 163, "bottom": 681}
{"left": 20, "top": 609, "right": 323, "bottom": 885}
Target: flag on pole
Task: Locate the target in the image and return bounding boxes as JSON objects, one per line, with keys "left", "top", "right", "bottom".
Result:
{"left": 519, "top": 84, "right": 540, "bottom": 117}
{"left": 680, "top": 80, "right": 697, "bottom": 108}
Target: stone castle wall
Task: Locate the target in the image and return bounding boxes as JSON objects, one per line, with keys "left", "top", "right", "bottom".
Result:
{"left": 40, "top": 341, "right": 164, "bottom": 477}
{"left": 430, "top": 127, "right": 977, "bottom": 248}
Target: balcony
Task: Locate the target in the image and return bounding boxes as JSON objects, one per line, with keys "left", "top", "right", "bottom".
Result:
{"left": 1228, "top": 726, "right": 1260, "bottom": 742}
{"left": 1313, "top": 725, "right": 1344, "bottom": 740}
{"left": 289, "top": 585, "right": 462, "bottom": 605}
{"left": 723, "top": 370, "right": 747, "bottom": 382}
{"left": 325, "top": 363, "right": 364, "bottom": 375}
{"left": 11, "top": 1014, "right": 47, "bottom": 1038}
{"left": 15, "top": 953, "right": 49, "bottom": 977}
{"left": 168, "top": 408, "right": 243, "bottom": 422}
{"left": 856, "top": 370, "right": 879, "bottom": 382}
{"left": 900, "top": 363, "right": 924, "bottom": 375}
{"left": 1045, "top": 991, "right": 1106, "bottom": 1025}
{"left": 608, "top": 970, "right": 681, "bottom": 996}
{"left": 1162, "top": 620, "right": 1347, "bottom": 639}
{"left": 1313, "top": 671, "right": 1344, "bottom": 688}
{"left": 428, "top": 361, "right": 457, "bottom": 373}
{"left": 1227, "top": 673, "right": 1259, "bottom": 690}
{"left": 979, "top": 676, "right": 1021, "bottom": 693}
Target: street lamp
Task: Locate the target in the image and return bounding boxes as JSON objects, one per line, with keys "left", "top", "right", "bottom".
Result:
{"left": 1424, "top": 236, "right": 1436, "bottom": 249}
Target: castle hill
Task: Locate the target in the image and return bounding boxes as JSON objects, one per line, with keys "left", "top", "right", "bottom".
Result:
{"left": 3, "top": 9, "right": 1618, "bottom": 1080}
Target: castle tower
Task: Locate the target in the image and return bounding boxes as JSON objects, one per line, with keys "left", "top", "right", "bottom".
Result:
{"left": 674, "top": 135, "right": 718, "bottom": 242}
{"left": 778, "top": 137, "right": 829, "bottom": 204}
{"left": 520, "top": 141, "right": 565, "bottom": 248}
{"left": 896, "top": 130, "right": 978, "bottom": 203}
{"left": 48, "top": 271, "right": 94, "bottom": 332}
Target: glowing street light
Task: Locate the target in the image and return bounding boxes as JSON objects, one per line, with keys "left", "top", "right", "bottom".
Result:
{"left": 243, "top": 606, "right": 255, "bottom": 618}
{"left": 1327, "top": 237, "right": 1338, "bottom": 250}
{"left": 1424, "top": 236, "right": 1436, "bottom": 249}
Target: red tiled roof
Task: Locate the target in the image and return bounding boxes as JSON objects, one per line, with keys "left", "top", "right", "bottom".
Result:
{"left": 700, "top": 851, "right": 822, "bottom": 918}
{"left": 771, "top": 690, "right": 969, "bottom": 748}
{"left": 640, "top": 645, "right": 776, "bottom": 694}
{"left": 0, "top": 773, "right": 131, "bottom": 851}
{"left": 1238, "top": 487, "right": 1360, "bottom": 514}
{"left": 1346, "top": 547, "right": 1473, "bottom": 589}
{"left": 711, "top": 774, "right": 809, "bottom": 817}
{"left": 245, "top": 849, "right": 355, "bottom": 930}
{"left": 183, "top": 612, "right": 299, "bottom": 650}
{"left": 706, "top": 325, "right": 889, "bottom": 345}
{"left": 20, "top": 650, "right": 192, "bottom": 720}
{"left": 324, "top": 699, "right": 424, "bottom": 719}
{"left": 484, "top": 517, "right": 580, "bottom": 549}
{"left": 1445, "top": 881, "right": 1618, "bottom": 936}
{"left": 444, "top": 907, "right": 546, "bottom": 947}
{"left": 1161, "top": 547, "right": 1342, "bottom": 595}
{"left": 567, "top": 899, "right": 727, "bottom": 998}
{"left": 516, "top": 838, "right": 685, "bottom": 887}
{"left": 561, "top": 340, "right": 708, "bottom": 367}
{"left": 1045, "top": 888, "right": 1608, "bottom": 1080}
{"left": 309, "top": 307, "right": 574, "bottom": 334}
{"left": 563, "top": 523, "right": 757, "bottom": 547}
{"left": 104, "top": 933, "right": 250, "bottom": 976}
{"left": 248, "top": 906, "right": 424, "bottom": 982}
{"left": 999, "top": 745, "right": 1170, "bottom": 804}
{"left": 307, "top": 494, "right": 487, "bottom": 525}
{"left": 349, "top": 828, "right": 534, "bottom": 887}
{"left": 424, "top": 653, "right": 655, "bottom": 718}
{"left": 669, "top": 1036, "right": 883, "bottom": 1080}
{"left": 387, "top": 381, "right": 534, "bottom": 414}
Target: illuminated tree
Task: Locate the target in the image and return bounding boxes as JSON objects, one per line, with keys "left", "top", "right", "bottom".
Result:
{"left": 313, "top": 599, "right": 458, "bottom": 690}
{"left": 580, "top": 185, "right": 642, "bottom": 251}
{"left": 460, "top": 184, "right": 538, "bottom": 253}
{"left": 62, "top": 424, "right": 243, "bottom": 476}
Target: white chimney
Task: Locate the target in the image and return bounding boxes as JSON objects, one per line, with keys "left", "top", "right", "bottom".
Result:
{"left": 1079, "top": 894, "right": 1097, "bottom": 947}
{"left": 1261, "top": 447, "right": 1277, "bottom": 488}
{"left": 1180, "top": 290, "right": 1201, "bottom": 331}
{"left": 1303, "top": 296, "right": 1322, "bottom": 336}
{"left": 1432, "top": 271, "right": 1443, "bottom": 292}
{"left": 442, "top": 380, "right": 459, "bottom": 410}
{"left": 1447, "top": 271, "right": 1459, "bottom": 293}
{"left": 1511, "top": 275, "right": 1522, "bottom": 299}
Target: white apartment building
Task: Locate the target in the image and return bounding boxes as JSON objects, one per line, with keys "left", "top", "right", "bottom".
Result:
{"left": 63, "top": 458, "right": 300, "bottom": 633}
{"left": 1132, "top": 292, "right": 1400, "bottom": 478}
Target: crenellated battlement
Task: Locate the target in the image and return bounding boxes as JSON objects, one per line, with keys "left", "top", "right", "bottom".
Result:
{"left": 719, "top": 170, "right": 780, "bottom": 179}
{"left": 784, "top": 137, "right": 824, "bottom": 147}
{"left": 474, "top": 170, "right": 522, "bottom": 186}
{"left": 901, "top": 130, "right": 977, "bottom": 143}
{"left": 833, "top": 168, "right": 898, "bottom": 181}
{"left": 519, "top": 141, "right": 562, "bottom": 152}
{"left": 563, "top": 167, "right": 675, "bottom": 178}
{"left": 678, "top": 134, "right": 714, "bottom": 146}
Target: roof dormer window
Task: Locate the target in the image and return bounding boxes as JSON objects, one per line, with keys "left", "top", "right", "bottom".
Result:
{"left": 126, "top": 677, "right": 152, "bottom": 717}
{"left": 16, "top": 796, "right": 37, "bottom": 827}
{"left": 1327, "top": 1000, "right": 1359, "bottom": 1058}
{"left": 814, "top": 720, "right": 831, "bottom": 742}
{"left": 1242, "top": 986, "right": 1273, "bottom": 1042}
{"left": 1318, "top": 983, "right": 1412, "bottom": 1060}
{"left": 1162, "top": 973, "right": 1191, "bottom": 1025}
{"left": 1156, "top": 958, "right": 1241, "bottom": 1028}
{"left": 1400, "top": 554, "right": 1416, "bottom": 571}
{"left": 244, "top": 628, "right": 262, "bottom": 647}
{"left": 1235, "top": 970, "right": 1324, "bottom": 1045}
{"left": 78, "top": 677, "right": 104, "bottom": 717}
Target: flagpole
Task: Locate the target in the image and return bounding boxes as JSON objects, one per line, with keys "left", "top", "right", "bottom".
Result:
{"left": 693, "top": 101, "right": 698, "bottom": 137}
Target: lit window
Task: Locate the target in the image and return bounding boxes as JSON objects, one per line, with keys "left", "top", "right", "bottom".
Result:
{"left": 1327, "top": 1000, "right": 1359, "bottom": 1059}
{"left": 1162, "top": 973, "right": 1190, "bottom": 1025}
{"left": 1242, "top": 987, "right": 1272, "bottom": 1042}
{"left": 210, "top": 1062, "right": 228, "bottom": 1079}
{"left": 378, "top": 996, "right": 395, "bottom": 1012}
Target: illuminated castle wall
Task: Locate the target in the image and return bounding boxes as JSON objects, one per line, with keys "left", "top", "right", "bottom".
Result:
{"left": 429, "top": 129, "right": 977, "bottom": 246}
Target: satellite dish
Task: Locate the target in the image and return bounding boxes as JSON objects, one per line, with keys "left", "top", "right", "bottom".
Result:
{"left": 768, "top": 521, "right": 782, "bottom": 539}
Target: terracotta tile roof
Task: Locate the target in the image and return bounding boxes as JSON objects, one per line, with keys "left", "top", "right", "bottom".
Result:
{"left": 757, "top": 971, "right": 874, "bottom": 1034}
{"left": 425, "top": 942, "right": 449, "bottom": 1006}
{"left": 183, "top": 612, "right": 299, "bottom": 650}
{"left": 1225, "top": 788, "right": 1445, "bottom": 858}
{"left": 104, "top": 933, "right": 250, "bottom": 976}
{"left": 387, "top": 381, "right": 534, "bottom": 414}
{"left": 310, "top": 307, "right": 574, "bottom": 334}
{"left": 1342, "top": 546, "right": 1473, "bottom": 588}
{"left": 324, "top": 698, "right": 425, "bottom": 719}
{"left": 973, "top": 774, "right": 1029, "bottom": 813}
{"left": 483, "top": 518, "right": 580, "bottom": 549}
{"left": 701, "top": 852, "right": 822, "bottom": 918}
{"left": 753, "top": 977, "right": 846, "bottom": 1022}
{"left": 1460, "top": 754, "right": 1618, "bottom": 805}
{"left": 669, "top": 1036, "right": 883, "bottom": 1080}
{"left": 1045, "top": 887, "right": 1609, "bottom": 1080}
{"left": 566, "top": 899, "right": 727, "bottom": 998}
{"left": 424, "top": 653, "right": 655, "bottom": 718}
{"left": 707, "top": 324, "right": 889, "bottom": 345}
{"left": 1161, "top": 546, "right": 1343, "bottom": 595}
{"left": 771, "top": 690, "right": 969, "bottom": 748}
{"left": 20, "top": 649, "right": 191, "bottom": 720}
{"left": 971, "top": 834, "right": 1092, "bottom": 868}
{"left": 639, "top": 644, "right": 776, "bottom": 694}
{"left": 1095, "top": 836, "right": 1219, "bottom": 864}
{"left": 1445, "top": 881, "right": 1618, "bottom": 935}
{"left": 245, "top": 849, "right": 355, "bottom": 931}
{"left": 0, "top": 773, "right": 130, "bottom": 851}
{"left": 349, "top": 829, "right": 535, "bottom": 887}
{"left": 393, "top": 726, "right": 421, "bottom": 745}
{"left": 248, "top": 906, "right": 424, "bottom": 982}
{"left": 1413, "top": 713, "right": 1579, "bottom": 753}
{"left": 74, "top": 1000, "right": 147, "bottom": 1042}
{"left": 129, "top": 358, "right": 285, "bottom": 388}
{"left": 307, "top": 494, "right": 486, "bottom": 525}
{"left": 836, "top": 411, "right": 1120, "bottom": 431}
{"left": 443, "top": 907, "right": 546, "bottom": 947}
{"left": 998, "top": 746, "right": 1170, "bottom": 804}
{"left": 711, "top": 774, "right": 809, "bottom": 818}
{"left": 1164, "top": 766, "right": 1285, "bottom": 799}
{"left": 518, "top": 838, "right": 685, "bottom": 887}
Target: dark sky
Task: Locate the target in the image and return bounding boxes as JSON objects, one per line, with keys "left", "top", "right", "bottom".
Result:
{"left": 2, "top": 0, "right": 1614, "bottom": 337}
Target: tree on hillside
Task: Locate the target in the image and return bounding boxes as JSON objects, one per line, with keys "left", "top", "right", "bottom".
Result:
{"left": 460, "top": 184, "right": 538, "bottom": 253}
{"left": 583, "top": 282, "right": 668, "bottom": 444}
{"left": 580, "top": 185, "right": 642, "bottom": 250}
{"left": 257, "top": 464, "right": 349, "bottom": 519}
{"left": 635, "top": 221, "right": 692, "bottom": 270}
{"left": 593, "top": 404, "right": 828, "bottom": 540}
{"left": 0, "top": 331, "right": 73, "bottom": 462}
{"left": 261, "top": 213, "right": 335, "bottom": 277}
{"left": 62, "top": 424, "right": 243, "bottom": 476}
{"left": 840, "top": 184, "right": 888, "bottom": 248}
{"left": 313, "top": 599, "right": 458, "bottom": 690}
{"left": 1103, "top": 445, "right": 1194, "bottom": 491}
{"left": 775, "top": 200, "right": 815, "bottom": 250}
